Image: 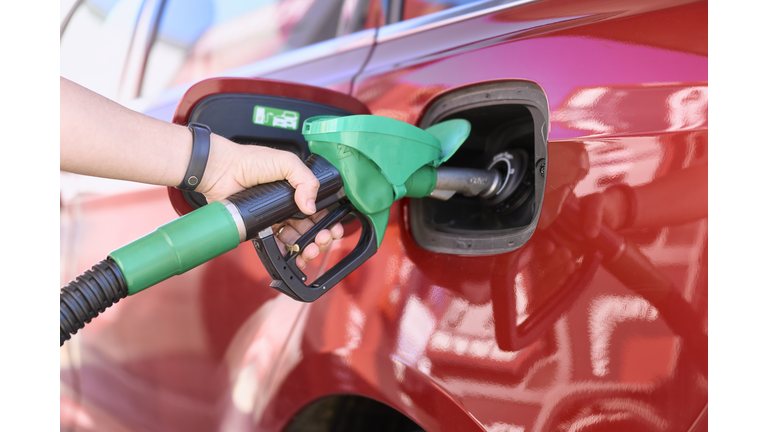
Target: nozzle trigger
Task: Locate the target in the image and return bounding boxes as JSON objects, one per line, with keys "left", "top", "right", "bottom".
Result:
{"left": 285, "top": 203, "right": 352, "bottom": 259}
{"left": 252, "top": 202, "right": 378, "bottom": 302}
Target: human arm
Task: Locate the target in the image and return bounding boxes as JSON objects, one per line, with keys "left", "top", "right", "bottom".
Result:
{"left": 60, "top": 77, "right": 341, "bottom": 267}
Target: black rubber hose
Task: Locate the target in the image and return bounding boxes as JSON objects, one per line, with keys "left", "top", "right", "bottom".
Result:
{"left": 60, "top": 258, "right": 128, "bottom": 346}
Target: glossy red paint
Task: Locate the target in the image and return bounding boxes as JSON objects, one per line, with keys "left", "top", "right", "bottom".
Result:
{"left": 349, "top": 0, "right": 707, "bottom": 429}
{"left": 61, "top": 1, "right": 707, "bottom": 431}
{"left": 173, "top": 77, "right": 371, "bottom": 125}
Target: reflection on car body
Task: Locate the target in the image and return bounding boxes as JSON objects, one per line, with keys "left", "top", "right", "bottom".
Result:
{"left": 60, "top": 0, "right": 708, "bottom": 431}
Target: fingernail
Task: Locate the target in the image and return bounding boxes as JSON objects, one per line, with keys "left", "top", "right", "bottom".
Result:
{"left": 307, "top": 199, "right": 316, "bottom": 214}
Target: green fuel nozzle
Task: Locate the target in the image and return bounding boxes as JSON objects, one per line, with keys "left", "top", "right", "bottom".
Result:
{"left": 61, "top": 115, "right": 475, "bottom": 345}
{"left": 302, "top": 115, "right": 471, "bottom": 247}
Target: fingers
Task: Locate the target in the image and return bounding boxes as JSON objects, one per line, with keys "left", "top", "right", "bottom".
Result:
{"left": 276, "top": 222, "right": 333, "bottom": 253}
{"left": 272, "top": 223, "right": 310, "bottom": 269}
{"left": 305, "top": 210, "right": 344, "bottom": 241}
{"left": 313, "top": 229, "right": 333, "bottom": 250}
{"left": 295, "top": 255, "right": 307, "bottom": 270}
{"left": 288, "top": 211, "right": 327, "bottom": 237}
{"left": 272, "top": 210, "right": 342, "bottom": 269}
{"left": 201, "top": 142, "right": 322, "bottom": 216}
{"left": 298, "top": 244, "right": 320, "bottom": 267}
{"left": 329, "top": 222, "right": 344, "bottom": 240}
{"left": 278, "top": 152, "right": 319, "bottom": 216}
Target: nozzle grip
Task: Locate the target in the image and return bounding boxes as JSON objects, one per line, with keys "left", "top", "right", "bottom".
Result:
{"left": 253, "top": 203, "right": 378, "bottom": 302}
{"left": 289, "top": 202, "right": 352, "bottom": 255}
{"left": 227, "top": 155, "right": 343, "bottom": 240}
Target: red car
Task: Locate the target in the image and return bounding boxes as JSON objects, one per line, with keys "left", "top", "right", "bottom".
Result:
{"left": 60, "top": 0, "right": 707, "bottom": 431}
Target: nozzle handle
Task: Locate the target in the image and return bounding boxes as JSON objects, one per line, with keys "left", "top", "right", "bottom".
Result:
{"left": 253, "top": 202, "right": 378, "bottom": 302}
{"left": 226, "top": 155, "right": 344, "bottom": 241}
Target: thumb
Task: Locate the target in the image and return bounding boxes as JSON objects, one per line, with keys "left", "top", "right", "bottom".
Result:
{"left": 278, "top": 152, "right": 319, "bottom": 215}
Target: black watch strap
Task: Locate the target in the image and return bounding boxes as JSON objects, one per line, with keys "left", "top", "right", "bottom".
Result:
{"left": 177, "top": 122, "right": 211, "bottom": 191}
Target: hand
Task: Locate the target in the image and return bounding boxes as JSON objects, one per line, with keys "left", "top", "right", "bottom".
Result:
{"left": 196, "top": 135, "right": 319, "bottom": 213}
{"left": 196, "top": 135, "right": 343, "bottom": 266}
{"left": 271, "top": 210, "right": 345, "bottom": 269}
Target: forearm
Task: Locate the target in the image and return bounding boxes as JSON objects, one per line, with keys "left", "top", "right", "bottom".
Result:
{"left": 61, "top": 77, "right": 319, "bottom": 215}
{"left": 60, "top": 77, "right": 342, "bottom": 264}
{"left": 60, "top": 77, "right": 198, "bottom": 187}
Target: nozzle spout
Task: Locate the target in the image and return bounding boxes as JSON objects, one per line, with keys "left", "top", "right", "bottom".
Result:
{"left": 430, "top": 167, "right": 501, "bottom": 201}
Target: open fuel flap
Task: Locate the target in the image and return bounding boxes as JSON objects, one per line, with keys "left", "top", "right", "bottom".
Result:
{"left": 168, "top": 78, "right": 371, "bottom": 215}
{"left": 411, "top": 81, "right": 549, "bottom": 255}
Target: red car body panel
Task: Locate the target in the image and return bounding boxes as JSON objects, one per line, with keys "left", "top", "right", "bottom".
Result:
{"left": 60, "top": 0, "right": 707, "bottom": 431}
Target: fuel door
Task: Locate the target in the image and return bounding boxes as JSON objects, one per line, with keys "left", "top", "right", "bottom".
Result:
{"left": 168, "top": 77, "right": 371, "bottom": 215}
{"left": 411, "top": 81, "right": 549, "bottom": 256}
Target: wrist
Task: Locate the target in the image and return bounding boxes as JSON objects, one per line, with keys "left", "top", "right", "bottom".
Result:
{"left": 162, "top": 123, "right": 198, "bottom": 188}
{"left": 176, "top": 123, "right": 212, "bottom": 191}
{"left": 194, "top": 133, "right": 237, "bottom": 196}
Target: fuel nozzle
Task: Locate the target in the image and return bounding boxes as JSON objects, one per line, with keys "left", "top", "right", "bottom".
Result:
{"left": 430, "top": 167, "right": 501, "bottom": 201}
{"left": 430, "top": 148, "right": 533, "bottom": 215}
